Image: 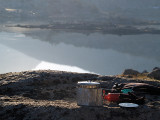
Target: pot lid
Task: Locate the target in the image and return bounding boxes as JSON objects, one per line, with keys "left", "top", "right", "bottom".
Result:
{"left": 78, "top": 81, "right": 100, "bottom": 85}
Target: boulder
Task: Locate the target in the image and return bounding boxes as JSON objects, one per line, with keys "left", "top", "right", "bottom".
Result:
{"left": 122, "top": 69, "right": 140, "bottom": 76}
{"left": 142, "top": 70, "right": 148, "bottom": 74}
{"left": 153, "top": 67, "right": 160, "bottom": 71}
{"left": 147, "top": 69, "right": 160, "bottom": 80}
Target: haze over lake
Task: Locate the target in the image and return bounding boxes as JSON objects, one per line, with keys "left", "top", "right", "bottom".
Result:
{"left": 0, "top": 27, "right": 160, "bottom": 75}
{"left": 0, "top": 0, "right": 160, "bottom": 75}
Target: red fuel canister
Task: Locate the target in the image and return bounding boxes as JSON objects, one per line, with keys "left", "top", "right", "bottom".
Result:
{"left": 104, "top": 93, "right": 120, "bottom": 102}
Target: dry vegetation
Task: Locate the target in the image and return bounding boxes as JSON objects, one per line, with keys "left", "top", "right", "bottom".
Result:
{"left": 118, "top": 73, "right": 159, "bottom": 82}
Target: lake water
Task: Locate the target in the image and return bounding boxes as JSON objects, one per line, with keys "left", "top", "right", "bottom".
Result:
{"left": 0, "top": 27, "right": 160, "bottom": 75}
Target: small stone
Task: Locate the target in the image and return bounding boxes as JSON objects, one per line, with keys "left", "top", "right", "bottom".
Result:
{"left": 126, "top": 75, "right": 133, "bottom": 78}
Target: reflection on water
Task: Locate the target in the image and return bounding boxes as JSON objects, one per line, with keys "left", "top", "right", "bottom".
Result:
{"left": 0, "top": 43, "right": 39, "bottom": 73}
{"left": 0, "top": 29, "right": 160, "bottom": 75}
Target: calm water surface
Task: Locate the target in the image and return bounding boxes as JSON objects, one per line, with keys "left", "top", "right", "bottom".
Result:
{"left": 0, "top": 27, "right": 160, "bottom": 75}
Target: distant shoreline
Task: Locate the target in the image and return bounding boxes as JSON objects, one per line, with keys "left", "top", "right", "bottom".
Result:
{"left": 6, "top": 23, "right": 160, "bottom": 35}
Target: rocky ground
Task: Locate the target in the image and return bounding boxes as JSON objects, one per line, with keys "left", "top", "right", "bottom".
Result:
{"left": 0, "top": 70, "right": 160, "bottom": 120}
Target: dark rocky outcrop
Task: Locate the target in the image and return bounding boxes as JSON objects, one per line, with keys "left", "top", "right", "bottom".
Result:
{"left": 142, "top": 70, "right": 148, "bottom": 74}
{"left": 122, "top": 69, "right": 140, "bottom": 76}
{"left": 153, "top": 67, "right": 160, "bottom": 71}
{"left": 147, "top": 68, "right": 160, "bottom": 80}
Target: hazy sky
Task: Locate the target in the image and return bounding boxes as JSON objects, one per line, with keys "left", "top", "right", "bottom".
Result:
{"left": 1, "top": 0, "right": 160, "bottom": 22}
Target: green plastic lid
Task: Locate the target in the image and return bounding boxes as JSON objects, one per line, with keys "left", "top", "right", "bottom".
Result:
{"left": 121, "top": 89, "right": 133, "bottom": 94}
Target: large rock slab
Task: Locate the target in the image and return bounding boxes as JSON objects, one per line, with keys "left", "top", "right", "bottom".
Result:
{"left": 147, "top": 69, "right": 160, "bottom": 80}
{"left": 122, "top": 69, "right": 140, "bottom": 76}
